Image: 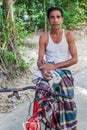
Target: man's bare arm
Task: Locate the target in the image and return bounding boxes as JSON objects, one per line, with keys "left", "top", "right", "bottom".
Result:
{"left": 37, "top": 34, "right": 52, "bottom": 80}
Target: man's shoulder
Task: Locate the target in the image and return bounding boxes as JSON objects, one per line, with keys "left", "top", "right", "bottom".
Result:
{"left": 40, "top": 32, "right": 48, "bottom": 39}
{"left": 64, "top": 30, "right": 73, "bottom": 36}
{"left": 64, "top": 30, "right": 72, "bottom": 34}
{"left": 39, "top": 32, "right": 48, "bottom": 44}
{"left": 64, "top": 30, "right": 75, "bottom": 43}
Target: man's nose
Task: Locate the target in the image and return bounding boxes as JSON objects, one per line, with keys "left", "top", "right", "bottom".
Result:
{"left": 54, "top": 17, "right": 58, "bottom": 22}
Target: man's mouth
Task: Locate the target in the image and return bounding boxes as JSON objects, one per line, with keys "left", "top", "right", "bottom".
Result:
{"left": 53, "top": 24, "right": 60, "bottom": 26}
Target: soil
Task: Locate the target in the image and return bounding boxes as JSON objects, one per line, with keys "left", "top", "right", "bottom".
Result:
{"left": 0, "top": 26, "right": 87, "bottom": 114}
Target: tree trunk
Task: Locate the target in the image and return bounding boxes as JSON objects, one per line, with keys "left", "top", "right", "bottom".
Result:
{"left": 2, "top": 0, "right": 16, "bottom": 25}
{"left": 28, "top": 0, "right": 34, "bottom": 31}
{"left": 2, "top": 0, "right": 16, "bottom": 52}
{"left": 44, "top": 0, "right": 47, "bottom": 32}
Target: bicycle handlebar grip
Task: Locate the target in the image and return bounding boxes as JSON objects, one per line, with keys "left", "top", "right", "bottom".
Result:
{"left": 8, "top": 93, "right": 14, "bottom": 98}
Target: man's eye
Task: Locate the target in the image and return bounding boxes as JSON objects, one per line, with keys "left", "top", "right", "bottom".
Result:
{"left": 57, "top": 16, "right": 61, "bottom": 18}
{"left": 50, "top": 16, "right": 54, "bottom": 18}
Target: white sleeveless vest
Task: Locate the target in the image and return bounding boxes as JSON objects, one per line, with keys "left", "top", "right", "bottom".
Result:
{"left": 45, "top": 30, "right": 71, "bottom": 64}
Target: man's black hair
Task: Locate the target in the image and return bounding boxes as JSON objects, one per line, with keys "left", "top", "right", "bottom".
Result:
{"left": 47, "top": 7, "right": 63, "bottom": 18}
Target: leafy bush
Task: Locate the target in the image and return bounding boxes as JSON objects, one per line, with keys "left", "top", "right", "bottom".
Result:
{"left": 63, "top": 10, "right": 78, "bottom": 29}
{"left": 19, "top": 58, "right": 34, "bottom": 70}
{"left": 75, "top": 6, "right": 86, "bottom": 23}
{"left": 3, "top": 50, "right": 16, "bottom": 62}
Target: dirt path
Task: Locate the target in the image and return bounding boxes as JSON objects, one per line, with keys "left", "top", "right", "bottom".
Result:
{"left": 70, "top": 32, "right": 87, "bottom": 74}
{"left": 0, "top": 27, "right": 87, "bottom": 114}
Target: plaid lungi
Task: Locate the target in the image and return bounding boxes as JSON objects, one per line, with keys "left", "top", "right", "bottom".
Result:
{"left": 32, "top": 69, "right": 77, "bottom": 130}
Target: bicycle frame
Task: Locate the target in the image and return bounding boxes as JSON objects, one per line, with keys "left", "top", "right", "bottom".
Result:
{"left": 25, "top": 94, "right": 58, "bottom": 130}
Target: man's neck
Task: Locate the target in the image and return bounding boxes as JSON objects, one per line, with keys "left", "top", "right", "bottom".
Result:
{"left": 50, "top": 28, "right": 63, "bottom": 35}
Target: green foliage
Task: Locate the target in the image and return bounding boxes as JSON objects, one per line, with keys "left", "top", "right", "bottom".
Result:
{"left": 14, "top": 17, "right": 29, "bottom": 46}
{"left": 3, "top": 50, "right": 16, "bottom": 62}
{"left": 0, "top": 6, "right": 3, "bottom": 26}
{"left": 1, "top": 19, "right": 14, "bottom": 49}
{"left": 1, "top": 11, "right": 34, "bottom": 71}
{"left": 1, "top": 0, "right": 87, "bottom": 33}
{"left": 14, "top": 0, "right": 87, "bottom": 31}
{"left": 19, "top": 58, "right": 34, "bottom": 70}
{"left": 75, "top": 4, "right": 87, "bottom": 23}
{"left": 19, "top": 59, "right": 29, "bottom": 70}
{"left": 63, "top": 10, "right": 78, "bottom": 29}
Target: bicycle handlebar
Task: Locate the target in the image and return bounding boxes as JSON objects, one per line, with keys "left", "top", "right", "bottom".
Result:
{"left": 0, "top": 86, "right": 72, "bottom": 99}
{"left": 0, "top": 86, "right": 36, "bottom": 92}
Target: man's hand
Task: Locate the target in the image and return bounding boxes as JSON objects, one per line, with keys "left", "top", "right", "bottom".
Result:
{"left": 40, "top": 63, "right": 57, "bottom": 80}
{"left": 41, "top": 68, "right": 53, "bottom": 80}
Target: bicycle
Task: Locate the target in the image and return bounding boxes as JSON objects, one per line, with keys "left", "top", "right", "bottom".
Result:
{"left": 0, "top": 86, "right": 72, "bottom": 130}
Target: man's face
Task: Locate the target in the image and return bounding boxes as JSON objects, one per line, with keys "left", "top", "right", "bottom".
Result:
{"left": 48, "top": 10, "right": 64, "bottom": 30}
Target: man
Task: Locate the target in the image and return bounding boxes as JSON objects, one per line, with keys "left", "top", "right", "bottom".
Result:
{"left": 33, "top": 7, "right": 78, "bottom": 130}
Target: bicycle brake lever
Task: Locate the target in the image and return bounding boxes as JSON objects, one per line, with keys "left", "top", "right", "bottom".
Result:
{"left": 14, "top": 91, "right": 20, "bottom": 100}
{"left": 8, "top": 91, "right": 20, "bottom": 100}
